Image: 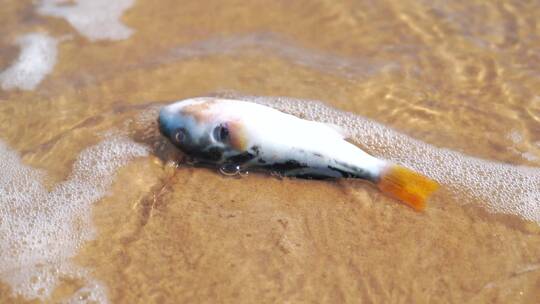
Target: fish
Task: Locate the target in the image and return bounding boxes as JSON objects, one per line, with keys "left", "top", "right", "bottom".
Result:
{"left": 158, "top": 97, "right": 439, "bottom": 210}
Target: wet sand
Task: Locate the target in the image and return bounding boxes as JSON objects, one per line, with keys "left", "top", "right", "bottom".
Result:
{"left": 77, "top": 162, "right": 540, "bottom": 303}
{"left": 1, "top": 0, "right": 540, "bottom": 303}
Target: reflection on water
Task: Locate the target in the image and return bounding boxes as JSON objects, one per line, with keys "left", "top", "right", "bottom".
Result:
{"left": 160, "top": 32, "right": 398, "bottom": 78}
{"left": 0, "top": 0, "right": 539, "bottom": 303}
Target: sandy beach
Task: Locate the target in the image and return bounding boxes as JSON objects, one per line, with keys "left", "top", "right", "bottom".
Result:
{"left": 1, "top": 0, "right": 539, "bottom": 303}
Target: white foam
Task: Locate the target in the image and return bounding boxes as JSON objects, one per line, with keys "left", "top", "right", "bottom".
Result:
{"left": 38, "top": 0, "right": 135, "bottom": 41}
{"left": 0, "top": 136, "right": 148, "bottom": 301}
{"left": 0, "top": 33, "right": 59, "bottom": 91}
{"left": 233, "top": 94, "right": 540, "bottom": 224}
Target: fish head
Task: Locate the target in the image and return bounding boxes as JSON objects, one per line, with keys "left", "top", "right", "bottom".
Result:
{"left": 158, "top": 98, "right": 251, "bottom": 164}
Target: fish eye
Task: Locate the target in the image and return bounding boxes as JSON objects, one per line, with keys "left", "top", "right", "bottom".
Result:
{"left": 213, "top": 123, "right": 229, "bottom": 143}
{"left": 172, "top": 128, "right": 185, "bottom": 144}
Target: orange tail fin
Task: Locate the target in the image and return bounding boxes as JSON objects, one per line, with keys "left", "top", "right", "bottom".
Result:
{"left": 377, "top": 164, "right": 439, "bottom": 211}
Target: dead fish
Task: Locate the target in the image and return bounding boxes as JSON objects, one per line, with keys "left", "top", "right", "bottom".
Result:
{"left": 158, "top": 97, "right": 439, "bottom": 210}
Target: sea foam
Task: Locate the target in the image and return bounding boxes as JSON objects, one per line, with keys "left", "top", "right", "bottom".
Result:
{"left": 38, "top": 0, "right": 135, "bottom": 41}
{"left": 0, "top": 136, "right": 148, "bottom": 302}
{"left": 236, "top": 95, "right": 540, "bottom": 224}
{"left": 0, "top": 33, "right": 59, "bottom": 91}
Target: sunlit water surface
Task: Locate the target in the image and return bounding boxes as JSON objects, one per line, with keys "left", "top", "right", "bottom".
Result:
{"left": 1, "top": 0, "right": 539, "bottom": 303}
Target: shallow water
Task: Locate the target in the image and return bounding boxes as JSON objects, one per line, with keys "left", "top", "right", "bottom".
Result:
{"left": 0, "top": 0, "right": 539, "bottom": 303}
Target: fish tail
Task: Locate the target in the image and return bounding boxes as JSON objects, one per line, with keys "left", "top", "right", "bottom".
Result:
{"left": 376, "top": 164, "right": 439, "bottom": 211}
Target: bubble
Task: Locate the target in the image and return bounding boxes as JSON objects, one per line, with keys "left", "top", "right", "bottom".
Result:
{"left": 0, "top": 136, "right": 149, "bottom": 302}
{"left": 508, "top": 130, "right": 523, "bottom": 144}
{"left": 229, "top": 94, "right": 540, "bottom": 224}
